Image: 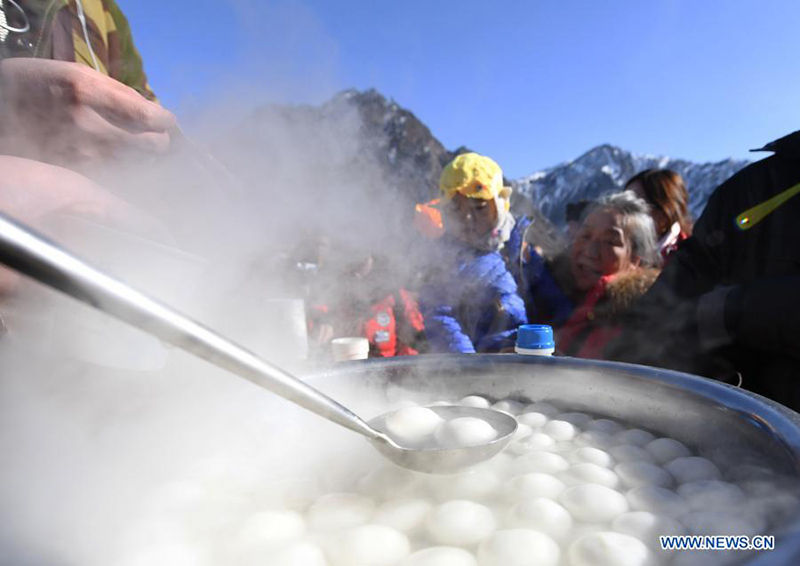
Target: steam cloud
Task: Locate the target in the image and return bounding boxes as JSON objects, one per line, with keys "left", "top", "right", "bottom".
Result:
{"left": 0, "top": 3, "right": 420, "bottom": 563}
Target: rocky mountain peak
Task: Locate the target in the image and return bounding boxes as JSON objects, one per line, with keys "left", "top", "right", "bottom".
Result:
{"left": 230, "top": 88, "right": 750, "bottom": 256}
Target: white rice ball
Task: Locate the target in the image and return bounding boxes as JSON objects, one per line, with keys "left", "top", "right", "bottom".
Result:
{"left": 727, "top": 464, "right": 776, "bottom": 483}
{"left": 252, "top": 477, "right": 321, "bottom": 511}
{"left": 575, "top": 430, "right": 615, "bottom": 449}
{"left": 746, "top": 492, "right": 800, "bottom": 523}
{"left": 358, "top": 466, "right": 420, "bottom": 500}
{"left": 612, "top": 511, "right": 685, "bottom": 547}
{"left": 512, "top": 423, "right": 533, "bottom": 441}
{"left": 523, "top": 402, "right": 560, "bottom": 418}
{"left": 427, "top": 468, "right": 501, "bottom": 501}
{"left": 561, "top": 525, "right": 607, "bottom": 550}
{"left": 265, "top": 541, "right": 327, "bottom": 566}
{"left": 615, "top": 462, "right": 673, "bottom": 489}
{"left": 682, "top": 510, "right": 766, "bottom": 537}
{"left": 325, "top": 525, "right": 410, "bottom": 566}
{"left": 543, "top": 420, "right": 578, "bottom": 441}
{"left": 434, "top": 417, "right": 497, "bottom": 448}
{"left": 390, "top": 400, "right": 419, "bottom": 410}
{"left": 645, "top": 438, "right": 691, "bottom": 465}
{"left": 559, "top": 463, "right": 620, "bottom": 488}
{"left": 492, "top": 399, "right": 524, "bottom": 415}
{"left": 385, "top": 407, "right": 444, "bottom": 447}
{"left": 459, "top": 395, "right": 491, "bottom": 408}
{"left": 477, "top": 529, "right": 560, "bottom": 566}
{"left": 307, "top": 493, "right": 375, "bottom": 531}
{"left": 626, "top": 486, "right": 687, "bottom": 518}
{"left": 505, "top": 498, "right": 573, "bottom": 540}
{"left": 568, "top": 531, "right": 653, "bottom": 566}
{"left": 587, "top": 419, "right": 626, "bottom": 435}
{"left": 373, "top": 498, "right": 432, "bottom": 533}
{"left": 400, "top": 547, "right": 478, "bottom": 566}
{"left": 665, "top": 457, "right": 722, "bottom": 484}
{"left": 677, "top": 481, "right": 746, "bottom": 512}
{"left": 236, "top": 510, "right": 305, "bottom": 548}
{"left": 505, "top": 473, "right": 566, "bottom": 501}
{"left": 476, "top": 452, "right": 516, "bottom": 477}
{"left": 510, "top": 432, "right": 556, "bottom": 454}
{"left": 568, "top": 447, "right": 615, "bottom": 468}
{"left": 559, "top": 484, "right": 629, "bottom": 522}
{"left": 736, "top": 477, "right": 798, "bottom": 497}
{"left": 612, "top": 429, "right": 657, "bottom": 447}
{"left": 516, "top": 411, "right": 550, "bottom": 428}
{"left": 551, "top": 441, "right": 576, "bottom": 454}
{"left": 554, "top": 412, "right": 593, "bottom": 428}
{"left": 608, "top": 444, "right": 657, "bottom": 464}
{"left": 512, "top": 452, "right": 570, "bottom": 475}
{"left": 425, "top": 500, "right": 496, "bottom": 546}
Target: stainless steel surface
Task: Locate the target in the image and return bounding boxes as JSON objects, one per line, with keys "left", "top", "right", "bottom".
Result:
{"left": 0, "top": 213, "right": 514, "bottom": 474}
{"left": 368, "top": 405, "right": 517, "bottom": 474}
{"left": 313, "top": 354, "right": 800, "bottom": 565}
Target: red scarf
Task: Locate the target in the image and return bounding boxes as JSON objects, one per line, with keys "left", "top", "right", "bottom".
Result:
{"left": 556, "top": 275, "right": 623, "bottom": 359}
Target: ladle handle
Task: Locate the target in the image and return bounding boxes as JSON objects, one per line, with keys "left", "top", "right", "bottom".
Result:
{"left": 0, "top": 213, "right": 382, "bottom": 441}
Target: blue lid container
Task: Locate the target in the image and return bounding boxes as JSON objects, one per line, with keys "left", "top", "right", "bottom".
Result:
{"left": 516, "top": 324, "right": 555, "bottom": 351}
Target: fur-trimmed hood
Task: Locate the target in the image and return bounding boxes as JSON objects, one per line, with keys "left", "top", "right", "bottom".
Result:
{"left": 546, "top": 252, "right": 660, "bottom": 321}
{"left": 596, "top": 267, "right": 661, "bottom": 321}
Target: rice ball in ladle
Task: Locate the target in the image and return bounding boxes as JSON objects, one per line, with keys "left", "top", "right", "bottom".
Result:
{"left": 370, "top": 405, "right": 515, "bottom": 474}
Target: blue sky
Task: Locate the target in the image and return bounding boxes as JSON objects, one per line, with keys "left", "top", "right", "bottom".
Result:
{"left": 120, "top": 0, "right": 800, "bottom": 178}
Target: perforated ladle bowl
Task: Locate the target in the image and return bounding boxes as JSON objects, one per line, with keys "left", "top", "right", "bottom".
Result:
{"left": 0, "top": 212, "right": 516, "bottom": 474}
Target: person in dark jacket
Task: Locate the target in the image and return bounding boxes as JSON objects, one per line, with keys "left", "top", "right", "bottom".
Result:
{"left": 419, "top": 153, "right": 527, "bottom": 353}
{"left": 606, "top": 131, "right": 800, "bottom": 411}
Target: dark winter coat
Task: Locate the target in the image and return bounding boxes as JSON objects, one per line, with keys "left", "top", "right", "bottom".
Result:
{"left": 556, "top": 268, "right": 660, "bottom": 359}
{"left": 606, "top": 130, "right": 800, "bottom": 411}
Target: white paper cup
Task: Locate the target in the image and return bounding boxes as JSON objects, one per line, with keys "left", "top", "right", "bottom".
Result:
{"left": 331, "top": 337, "right": 369, "bottom": 361}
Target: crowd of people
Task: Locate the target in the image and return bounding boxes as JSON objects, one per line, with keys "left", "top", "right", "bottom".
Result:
{"left": 0, "top": 1, "right": 798, "bottom": 412}
{"left": 303, "top": 149, "right": 800, "bottom": 412}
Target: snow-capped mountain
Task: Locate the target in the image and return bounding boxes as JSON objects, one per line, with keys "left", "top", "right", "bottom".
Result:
{"left": 230, "top": 88, "right": 752, "bottom": 254}
{"left": 514, "top": 144, "right": 750, "bottom": 227}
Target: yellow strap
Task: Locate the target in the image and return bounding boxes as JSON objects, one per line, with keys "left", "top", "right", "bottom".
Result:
{"left": 735, "top": 181, "right": 800, "bottom": 230}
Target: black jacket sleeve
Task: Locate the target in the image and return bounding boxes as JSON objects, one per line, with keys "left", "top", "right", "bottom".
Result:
{"left": 607, "top": 155, "right": 800, "bottom": 377}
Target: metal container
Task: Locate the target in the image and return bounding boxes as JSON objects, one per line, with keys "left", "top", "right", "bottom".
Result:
{"left": 311, "top": 354, "right": 800, "bottom": 564}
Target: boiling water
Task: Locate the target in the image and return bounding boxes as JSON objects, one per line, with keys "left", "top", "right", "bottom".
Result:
{"left": 121, "top": 395, "right": 799, "bottom": 566}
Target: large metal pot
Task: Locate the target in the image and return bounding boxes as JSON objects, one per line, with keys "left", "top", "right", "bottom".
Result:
{"left": 310, "top": 354, "right": 800, "bottom": 565}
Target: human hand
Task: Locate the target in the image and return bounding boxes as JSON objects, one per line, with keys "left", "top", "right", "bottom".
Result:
{"left": 0, "top": 58, "right": 176, "bottom": 166}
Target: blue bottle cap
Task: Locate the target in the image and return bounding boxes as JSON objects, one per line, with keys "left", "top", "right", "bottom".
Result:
{"left": 516, "top": 324, "right": 555, "bottom": 350}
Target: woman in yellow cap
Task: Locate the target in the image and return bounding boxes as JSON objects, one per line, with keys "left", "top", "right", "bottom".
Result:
{"left": 418, "top": 153, "right": 528, "bottom": 353}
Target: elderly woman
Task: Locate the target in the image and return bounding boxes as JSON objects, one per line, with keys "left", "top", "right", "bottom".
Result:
{"left": 523, "top": 191, "right": 661, "bottom": 358}
{"left": 419, "top": 153, "right": 528, "bottom": 353}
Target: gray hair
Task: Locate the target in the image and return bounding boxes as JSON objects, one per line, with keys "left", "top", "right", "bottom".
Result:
{"left": 582, "top": 190, "right": 661, "bottom": 268}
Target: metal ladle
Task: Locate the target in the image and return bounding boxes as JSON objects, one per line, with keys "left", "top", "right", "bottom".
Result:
{"left": 0, "top": 213, "right": 516, "bottom": 474}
